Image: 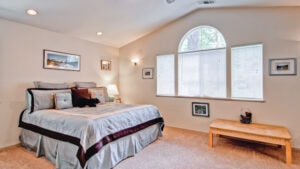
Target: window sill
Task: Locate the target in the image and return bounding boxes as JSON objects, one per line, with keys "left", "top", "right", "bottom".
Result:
{"left": 156, "top": 95, "right": 265, "bottom": 103}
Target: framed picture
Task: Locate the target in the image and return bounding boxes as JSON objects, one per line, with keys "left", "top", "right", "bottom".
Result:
{"left": 192, "top": 102, "right": 209, "bottom": 117}
{"left": 142, "top": 68, "right": 154, "bottom": 79}
{"left": 43, "top": 50, "right": 80, "bottom": 71}
{"left": 269, "top": 58, "right": 297, "bottom": 76}
{"left": 101, "top": 60, "right": 112, "bottom": 71}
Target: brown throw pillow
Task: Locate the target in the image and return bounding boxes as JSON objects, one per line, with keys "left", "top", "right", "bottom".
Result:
{"left": 71, "top": 88, "right": 90, "bottom": 107}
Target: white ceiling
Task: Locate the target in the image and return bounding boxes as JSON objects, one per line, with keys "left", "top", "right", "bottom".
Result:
{"left": 0, "top": 0, "right": 299, "bottom": 48}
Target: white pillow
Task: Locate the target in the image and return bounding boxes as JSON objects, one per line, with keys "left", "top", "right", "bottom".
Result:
{"left": 54, "top": 93, "right": 73, "bottom": 109}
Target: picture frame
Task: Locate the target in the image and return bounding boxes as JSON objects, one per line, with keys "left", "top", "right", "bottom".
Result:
{"left": 269, "top": 58, "right": 297, "bottom": 76}
{"left": 192, "top": 102, "right": 209, "bottom": 117}
{"left": 101, "top": 60, "right": 112, "bottom": 71}
{"left": 43, "top": 50, "right": 80, "bottom": 71}
{"left": 142, "top": 68, "right": 154, "bottom": 79}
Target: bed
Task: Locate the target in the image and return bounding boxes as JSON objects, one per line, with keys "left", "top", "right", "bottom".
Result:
{"left": 18, "top": 86, "right": 164, "bottom": 169}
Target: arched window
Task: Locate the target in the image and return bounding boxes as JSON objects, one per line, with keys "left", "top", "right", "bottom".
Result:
{"left": 178, "top": 26, "right": 227, "bottom": 98}
{"left": 179, "top": 26, "right": 226, "bottom": 52}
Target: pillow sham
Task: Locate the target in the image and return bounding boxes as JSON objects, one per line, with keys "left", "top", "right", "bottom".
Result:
{"left": 90, "top": 90, "right": 106, "bottom": 103}
{"left": 27, "top": 88, "right": 71, "bottom": 112}
{"left": 54, "top": 92, "right": 73, "bottom": 109}
{"left": 88, "top": 87, "right": 110, "bottom": 102}
{"left": 33, "top": 81, "right": 69, "bottom": 89}
{"left": 74, "top": 82, "right": 96, "bottom": 88}
{"left": 71, "top": 88, "right": 90, "bottom": 107}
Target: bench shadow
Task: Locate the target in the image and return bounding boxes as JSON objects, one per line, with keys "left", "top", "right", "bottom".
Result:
{"left": 217, "top": 135, "right": 287, "bottom": 162}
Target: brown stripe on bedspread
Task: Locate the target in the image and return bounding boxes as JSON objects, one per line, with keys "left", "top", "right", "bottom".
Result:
{"left": 85, "top": 117, "right": 164, "bottom": 162}
{"left": 18, "top": 109, "right": 164, "bottom": 168}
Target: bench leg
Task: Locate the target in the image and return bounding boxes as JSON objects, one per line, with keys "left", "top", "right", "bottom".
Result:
{"left": 209, "top": 129, "right": 213, "bottom": 148}
{"left": 286, "top": 141, "right": 292, "bottom": 165}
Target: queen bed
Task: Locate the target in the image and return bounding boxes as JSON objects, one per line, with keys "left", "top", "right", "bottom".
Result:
{"left": 18, "top": 85, "right": 164, "bottom": 169}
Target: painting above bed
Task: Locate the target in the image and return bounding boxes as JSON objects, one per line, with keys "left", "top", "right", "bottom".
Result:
{"left": 43, "top": 50, "right": 80, "bottom": 71}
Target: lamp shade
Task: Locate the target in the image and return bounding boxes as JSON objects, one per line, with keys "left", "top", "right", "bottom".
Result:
{"left": 107, "top": 84, "right": 119, "bottom": 96}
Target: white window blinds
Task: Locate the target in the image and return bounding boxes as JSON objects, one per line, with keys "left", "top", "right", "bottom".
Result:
{"left": 156, "top": 54, "right": 175, "bottom": 96}
{"left": 178, "top": 48, "right": 226, "bottom": 98}
{"left": 231, "top": 44, "right": 263, "bottom": 99}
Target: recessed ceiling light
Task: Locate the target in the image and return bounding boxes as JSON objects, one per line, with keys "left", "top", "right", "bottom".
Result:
{"left": 96, "top": 32, "right": 103, "bottom": 36}
{"left": 26, "top": 9, "right": 38, "bottom": 16}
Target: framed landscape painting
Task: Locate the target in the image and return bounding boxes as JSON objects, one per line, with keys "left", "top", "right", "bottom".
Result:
{"left": 43, "top": 50, "right": 80, "bottom": 71}
{"left": 269, "top": 58, "right": 296, "bottom": 76}
{"left": 101, "top": 60, "right": 112, "bottom": 71}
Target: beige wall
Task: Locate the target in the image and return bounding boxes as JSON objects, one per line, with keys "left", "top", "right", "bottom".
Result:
{"left": 119, "top": 7, "right": 300, "bottom": 148}
{"left": 0, "top": 18, "right": 119, "bottom": 148}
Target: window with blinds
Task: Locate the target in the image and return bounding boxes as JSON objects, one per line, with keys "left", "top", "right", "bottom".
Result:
{"left": 178, "top": 49, "right": 226, "bottom": 97}
{"left": 156, "top": 54, "right": 175, "bottom": 96}
{"left": 178, "top": 26, "right": 227, "bottom": 98}
{"left": 231, "top": 44, "right": 263, "bottom": 99}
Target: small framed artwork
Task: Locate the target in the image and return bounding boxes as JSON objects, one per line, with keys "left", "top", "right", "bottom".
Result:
{"left": 101, "top": 60, "right": 112, "bottom": 71}
{"left": 142, "top": 68, "right": 154, "bottom": 79}
{"left": 269, "top": 58, "right": 297, "bottom": 76}
{"left": 43, "top": 50, "right": 80, "bottom": 71}
{"left": 192, "top": 102, "right": 209, "bottom": 117}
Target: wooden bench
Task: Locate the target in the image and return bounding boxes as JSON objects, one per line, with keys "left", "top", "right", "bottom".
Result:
{"left": 209, "top": 118, "right": 292, "bottom": 164}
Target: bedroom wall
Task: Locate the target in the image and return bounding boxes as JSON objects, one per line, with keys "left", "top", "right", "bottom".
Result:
{"left": 119, "top": 7, "right": 300, "bottom": 148}
{"left": 0, "top": 18, "right": 119, "bottom": 148}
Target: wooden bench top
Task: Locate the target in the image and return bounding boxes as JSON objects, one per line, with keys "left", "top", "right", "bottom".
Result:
{"left": 210, "top": 119, "right": 291, "bottom": 140}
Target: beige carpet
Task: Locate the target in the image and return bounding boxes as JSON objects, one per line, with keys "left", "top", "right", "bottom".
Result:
{"left": 0, "top": 127, "right": 299, "bottom": 169}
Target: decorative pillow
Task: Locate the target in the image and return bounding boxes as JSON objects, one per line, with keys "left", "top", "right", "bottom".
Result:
{"left": 88, "top": 87, "right": 110, "bottom": 102}
{"left": 74, "top": 82, "right": 97, "bottom": 88}
{"left": 33, "top": 81, "right": 69, "bottom": 89}
{"left": 31, "top": 90, "right": 54, "bottom": 111}
{"left": 27, "top": 88, "right": 71, "bottom": 112}
{"left": 54, "top": 93, "right": 73, "bottom": 109}
{"left": 90, "top": 90, "right": 106, "bottom": 103}
{"left": 71, "top": 88, "right": 90, "bottom": 107}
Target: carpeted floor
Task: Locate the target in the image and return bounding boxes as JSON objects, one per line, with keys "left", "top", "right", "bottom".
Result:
{"left": 0, "top": 127, "right": 299, "bottom": 169}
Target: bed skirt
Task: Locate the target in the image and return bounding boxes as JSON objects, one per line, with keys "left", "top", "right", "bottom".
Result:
{"left": 20, "top": 124, "right": 162, "bottom": 169}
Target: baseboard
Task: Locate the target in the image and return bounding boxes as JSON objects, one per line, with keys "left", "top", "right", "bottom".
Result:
{"left": 0, "top": 143, "right": 21, "bottom": 152}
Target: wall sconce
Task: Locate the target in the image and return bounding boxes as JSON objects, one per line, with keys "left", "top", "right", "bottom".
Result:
{"left": 131, "top": 58, "right": 140, "bottom": 66}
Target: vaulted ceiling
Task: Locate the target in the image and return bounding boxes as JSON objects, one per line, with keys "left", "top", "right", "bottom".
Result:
{"left": 0, "top": 0, "right": 299, "bottom": 47}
